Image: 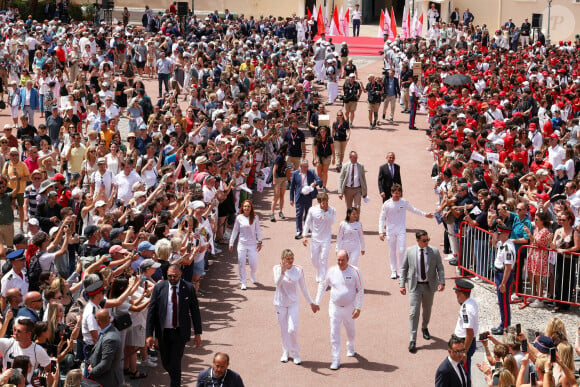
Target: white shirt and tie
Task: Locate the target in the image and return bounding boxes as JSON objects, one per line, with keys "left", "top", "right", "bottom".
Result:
{"left": 347, "top": 163, "right": 360, "bottom": 188}
{"left": 416, "top": 247, "right": 429, "bottom": 282}
{"left": 448, "top": 356, "right": 468, "bottom": 387}
{"left": 164, "top": 284, "right": 179, "bottom": 329}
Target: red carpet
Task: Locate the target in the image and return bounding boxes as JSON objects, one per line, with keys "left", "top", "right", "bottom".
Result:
{"left": 317, "top": 36, "right": 385, "bottom": 57}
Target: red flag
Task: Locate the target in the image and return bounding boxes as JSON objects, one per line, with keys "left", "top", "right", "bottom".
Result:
{"left": 343, "top": 8, "right": 350, "bottom": 37}
{"left": 407, "top": 8, "right": 411, "bottom": 38}
{"left": 317, "top": 5, "right": 325, "bottom": 35}
{"left": 307, "top": 8, "right": 312, "bottom": 21}
{"left": 390, "top": 7, "right": 397, "bottom": 41}
{"left": 330, "top": 5, "right": 342, "bottom": 36}
{"left": 377, "top": 10, "right": 385, "bottom": 37}
{"left": 415, "top": 13, "right": 424, "bottom": 37}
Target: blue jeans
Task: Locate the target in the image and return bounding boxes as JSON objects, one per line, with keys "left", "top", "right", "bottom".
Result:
{"left": 295, "top": 195, "right": 312, "bottom": 234}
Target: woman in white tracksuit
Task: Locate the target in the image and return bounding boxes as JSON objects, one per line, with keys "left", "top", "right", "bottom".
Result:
{"left": 273, "top": 249, "right": 318, "bottom": 365}
{"left": 229, "top": 200, "right": 262, "bottom": 290}
{"left": 378, "top": 184, "right": 433, "bottom": 278}
{"left": 336, "top": 207, "right": 366, "bottom": 267}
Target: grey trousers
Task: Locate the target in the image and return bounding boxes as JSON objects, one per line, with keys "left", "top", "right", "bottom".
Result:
{"left": 409, "top": 283, "right": 435, "bottom": 341}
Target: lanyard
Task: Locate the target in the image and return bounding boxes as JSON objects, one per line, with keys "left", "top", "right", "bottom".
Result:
{"left": 209, "top": 369, "right": 227, "bottom": 387}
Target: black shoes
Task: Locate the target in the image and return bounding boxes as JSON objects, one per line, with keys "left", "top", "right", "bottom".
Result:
{"left": 409, "top": 126, "right": 418, "bottom": 130}
{"left": 422, "top": 328, "right": 431, "bottom": 340}
{"left": 449, "top": 258, "right": 458, "bottom": 266}
{"left": 294, "top": 232, "right": 302, "bottom": 240}
{"left": 491, "top": 327, "right": 504, "bottom": 335}
{"left": 408, "top": 341, "right": 417, "bottom": 353}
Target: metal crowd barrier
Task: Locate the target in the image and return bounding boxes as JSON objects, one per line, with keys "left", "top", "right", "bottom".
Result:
{"left": 458, "top": 222, "right": 497, "bottom": 285}
{"left": 515, "top": 245, "right": 580, "bottom": 307}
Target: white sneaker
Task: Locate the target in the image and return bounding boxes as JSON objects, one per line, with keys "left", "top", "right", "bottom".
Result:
{"left": 511, "top": 294, "right": 521, "bottom": 302}
{"left": 141, "top": 358, "right": 157, "bottom": 367}
{"left": 241, "top": 284, "right": 247, "bottom": 290}
{"left": 390, "top": 273, "right": 397, "bottom": 279}
{"left": 280, "top": 351, "right": 289, "bottom": 363}
{"left": 214, "top": 247, "right": 223, "bottom": 254}
{"left": 293, "top": 355, "right": 302, "bottom": 365}
{"left": 529, "top": 299, "right": 544, "bottom": 308}
{"left": 346, "top": 350, "right": 356, "bottom": 357}
{"left": 444, "top": 254, "right": 454, "bottom": 261}
{"left": 251, "top": 274, "right": 257, "bottom": 283}
{"left": 330, "top": 360, "right": 340, "bottom": 370}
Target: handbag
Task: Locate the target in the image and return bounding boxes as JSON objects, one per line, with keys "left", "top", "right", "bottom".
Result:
{"left": 113, "top": 313, "right": 132, "bottom": 331}
{"left": 0, "top": 100, "right": 5, "bottom": 110}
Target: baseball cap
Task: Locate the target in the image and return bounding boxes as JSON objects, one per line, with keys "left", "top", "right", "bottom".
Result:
{"left": 138, "top": 241, "right": 155, "bottom": 252}
{"left": 140, "top": 258, "right": 161, "bottom": 271}
{"left": 109, "top": 245, "right": 129, "bottom": 255}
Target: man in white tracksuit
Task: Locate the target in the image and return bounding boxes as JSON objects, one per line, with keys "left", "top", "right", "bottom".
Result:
{"left": 303, "top": 193, "right": 336, "bottom": 282}
{"left": 378, "top": 184, "right": 433, "bottom": 279}
{"left": 313, "top": 42, "right": 327, "bottom": 84}
{"left": 326, "top": 58, "right": 339, "bottom": 105}
{"left": 273, "top": 249, "right": 319, "bottom": 365}
{"left": 315, "top": 250, "right": 364, "bottom": 370}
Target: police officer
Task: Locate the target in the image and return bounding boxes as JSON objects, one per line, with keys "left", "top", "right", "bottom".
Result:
{"left": 364, "top": 74, "right": 383, "bottom": 130}
{"left": 453, "top": 279, "right": 478, "bottom": 378}
{"left": 0, "top": 249, "right": 29, "bottom": 312}
{"left": 491, "top": 224, "right": 515, "bottom": 336}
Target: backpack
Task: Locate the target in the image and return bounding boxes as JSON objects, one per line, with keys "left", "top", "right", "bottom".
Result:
{"left": 27, "top": 251, "right": 44, "bottom": 291}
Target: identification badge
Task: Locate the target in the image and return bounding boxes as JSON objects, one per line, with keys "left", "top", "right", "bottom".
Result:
{"left": 463, "top": 314, "right": 469, "bottom": 323}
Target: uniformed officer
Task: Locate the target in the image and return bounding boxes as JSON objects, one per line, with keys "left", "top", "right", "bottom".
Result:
{"left": 0, "top": 249, "right": 29, "bottom": 312}
{"left": 453, "top": 279, "right": 478, "bottom": 378}
{"left": 491, "top": 224, "right": 515, "bottom": 336}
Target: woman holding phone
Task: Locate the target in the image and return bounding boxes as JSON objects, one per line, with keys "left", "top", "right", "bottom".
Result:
{"left": 273, "top": 249, "right": 319, "bottom": 365}
{"left": 229, "top": 200, "right": 262, "bottom": 290}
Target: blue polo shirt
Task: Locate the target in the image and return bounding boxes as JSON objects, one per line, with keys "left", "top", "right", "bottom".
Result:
{"left": 510, "top": 212, "right": 532, "bottom": 255}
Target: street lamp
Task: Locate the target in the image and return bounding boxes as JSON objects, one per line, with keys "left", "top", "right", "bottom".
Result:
{"left": 546, "top": 0, "right": 552, "bottom": 45}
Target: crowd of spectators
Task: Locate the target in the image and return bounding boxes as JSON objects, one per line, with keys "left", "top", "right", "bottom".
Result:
{"left": 0, "top": 1, "right": 576, "bottom": 385}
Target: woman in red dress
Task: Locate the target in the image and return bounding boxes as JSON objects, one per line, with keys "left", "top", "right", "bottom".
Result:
{"left": 523, "top": 211, "right": 552, "bottom": 307}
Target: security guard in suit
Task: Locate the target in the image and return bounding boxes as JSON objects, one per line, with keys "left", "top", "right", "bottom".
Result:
{"left": 453, "top": 279, "right": 478, "bottom": 379}
{"left": 491, "top": 223, "right": 515, "bottom": 336}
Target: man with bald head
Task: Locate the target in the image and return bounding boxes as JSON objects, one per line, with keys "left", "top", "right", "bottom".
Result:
{"left": 88, "top": 309, "right": 123, "bottom": 387}
{"left": 17, "top": 291, "right": 43, "bottom": 323}
{"left": 197, "top": 352, "right": 245, "bottom": 386}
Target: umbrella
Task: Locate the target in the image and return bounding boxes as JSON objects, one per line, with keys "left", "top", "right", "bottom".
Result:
{"left": 443, "top": 74, "right": 472, "bottom": 87}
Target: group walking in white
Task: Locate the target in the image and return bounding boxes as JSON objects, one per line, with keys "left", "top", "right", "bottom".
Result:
{"left": 230, "top": 153, "right": 438, "bottom": 369}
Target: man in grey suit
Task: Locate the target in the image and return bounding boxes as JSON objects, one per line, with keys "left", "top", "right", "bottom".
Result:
{"left": 338, "top": 151, "right": 367, "bottom": 210}
{"left": 89, "top": 309, "right": 124, "bottom": 386}
{"left": 400, "top": 230, "right": 445, "bottom": 353}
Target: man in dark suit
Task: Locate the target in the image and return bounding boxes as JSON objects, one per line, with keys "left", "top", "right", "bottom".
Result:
{"left": 146, "top": 264, "right": 203, "bottom": 387}
{"left": 435, "top": 335, "right": 470, "bottom": 387}
{"left": 289, "top": 159, "right": 323, "bottom": 239}
{"left": 400, "top": 230, "right": 445, "bottom": 353}
{"left": 89, "top": 309, "right": 123, "bottom": 387}
{"left": 378, "top": 152, "right": 402, "bottom": 202}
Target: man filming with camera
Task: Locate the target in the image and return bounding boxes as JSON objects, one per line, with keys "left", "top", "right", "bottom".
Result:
{"left": 342, "top": 74, "right": 362, "bottom": 126}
